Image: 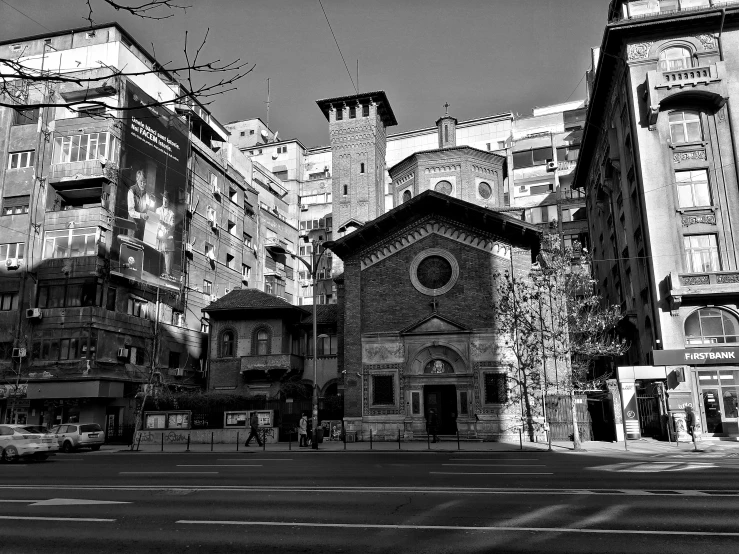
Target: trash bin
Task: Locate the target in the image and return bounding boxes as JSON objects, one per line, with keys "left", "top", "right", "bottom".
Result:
{"left": 316, "top": 427, "right": 324, "bottom": 444}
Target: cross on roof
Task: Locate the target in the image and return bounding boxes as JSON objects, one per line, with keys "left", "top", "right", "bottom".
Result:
{"left": 443, "top": 102, "right": 450, "bottom": 116}
{"left": 430, "top": 296, "right": 439, "bottom": 313}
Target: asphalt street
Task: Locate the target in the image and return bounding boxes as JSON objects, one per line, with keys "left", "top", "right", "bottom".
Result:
{"left": 1, "top": 447, "right": 739, "bottom": 553}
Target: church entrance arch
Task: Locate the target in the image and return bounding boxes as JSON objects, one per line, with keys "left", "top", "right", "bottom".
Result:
{"left": 425, "top": 384, "right": 458, "bottom": 435}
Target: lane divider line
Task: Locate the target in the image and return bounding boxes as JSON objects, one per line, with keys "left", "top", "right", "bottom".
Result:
{"left": 442, "top": 464, "right": 546, "bottom": 467}
{"left": 177, "top": 465, "right": 262, "bottom": 468}
{"left": 174, "top": 520, "right": 739, "bottom": 536}
{"left": 430, "top": 472, "right": 554, "bottom": 475}
{"left": 0, "top": 516, "right": 115, "bottom": 522}
{"left": 118, "top": 472, "right": 218, "bottom": 475}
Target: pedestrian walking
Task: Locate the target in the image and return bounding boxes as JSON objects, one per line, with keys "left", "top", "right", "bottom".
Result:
{"left": 685, "top": 405, "right": 698, "bottom": 451}
{"left": 298, "top": 413, "right": 308, "bottom": 447}
{"left": 428, "top": 409, "right": 439, "bottom": 443}
{"left": 245, "top": 412, "right": 263, "bottom": 447}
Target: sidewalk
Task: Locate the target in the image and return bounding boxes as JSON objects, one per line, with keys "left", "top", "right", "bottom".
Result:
{"left": 98, "top": 436, "right": 739, "bottom": 456}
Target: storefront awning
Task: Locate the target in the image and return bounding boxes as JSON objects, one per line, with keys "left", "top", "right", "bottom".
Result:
{"left": 26, "top": 380, "right": 125, "bottom": 400}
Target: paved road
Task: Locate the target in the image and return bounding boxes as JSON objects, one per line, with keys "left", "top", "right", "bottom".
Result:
{"left": 2, "top": 448, "right": 739, "bottom": 553}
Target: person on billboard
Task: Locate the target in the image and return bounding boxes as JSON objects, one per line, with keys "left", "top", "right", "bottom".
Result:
{"left": 127, "top": 169, "right": 154, "bottom": 241}
{"left": 155, "top": 192, "right": 175, "bottom": 278}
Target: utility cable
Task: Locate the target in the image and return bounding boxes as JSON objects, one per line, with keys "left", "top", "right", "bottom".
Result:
{"left": 317, "top": 0, "right": 358, "bottom": 94}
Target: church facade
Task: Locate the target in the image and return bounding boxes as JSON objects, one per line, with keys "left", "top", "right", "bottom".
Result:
{"left": 326, "top": 191, "right": 540, "bottom": 440}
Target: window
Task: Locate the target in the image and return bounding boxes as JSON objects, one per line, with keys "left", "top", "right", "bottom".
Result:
{"left": 200, "top": 319, "right": 210, "bottom": 333}
{"left": 343, "top": 185, "right": 348, "bottom": 196}
{"left": 172, "top": 312, "right": 185, "bottom": 327}
{"left": 556, "top": 145, "right": 580, "bottom": 163}
{"left": 362, "top": 104, "right": 369, "bottom": 117}
{"left": 135, "top": 347, "right": 145, "bottom": 366}
{"left": 127, "top": 297, "right": 148, "bottom": 319}
{"left": 460, "top": 391, "right": 469, "bottom": 415}
{"left": 512, "top": 147, "right": 553, "bottom": 169}
{"left": 77, "top": 105, "right": 106, "bottom": 118}
{"left": 229, "top": 187, "right": 237, "bottom": 203}
{"left": 684, "top": 235, "right": 720, "bottom": 273}
{"left": 484, "top": 372, "right": 507, "bottom": 404}
{"left": 242, "top": 264, "right": 251, "bottom": 280}
{"left": 411, "top": 391, "right": 421, "bottom": 415}
{"left": 106, "top": 287, "right": 117, "bottom": 311}
{"left": 434, "top": 180, "right": 452, "bottom": 195}
{"left": 669, "top": 111, "right": 702, "bottom": 144}
{"left": 221, "top": 330, "right": 235, "bottom": 357}
{"left": 360, "top": 163, "right": 365, "bottom": 174}
{"left": 250, "top": 130, "right": 255, "bottom": 135}
{"left": 372, "top": 375, "right": 395, "bottom": 405}
{"left": 43, "top": 227, "right": 97, "bottom": 258}
{"left": 204, "top": 242, "right": 214, "bottom": 259}
{"left": 240, "top": 131, "right": 245, "bottom": 137}
{"left": 685, "top": 308, "right": 739, "bottom": 345}
{"left": 255, "top": 329, "right": 269, "bottom": 355}
{"left": 2, "top": 196, "right": 30, "bottom": 215}
{"left": 336, "top": 109, "right": 343, "bottom": 121}
{"left": 203, "top": 279, "right": 212, "bottom": 295}
{"left": 13, "top": 108, "right": 38, "bottom": 126}
{"left": 8, "top": 151, "right": 35, "bottom": 169}
{"left": 676, "top": 169, "right": 711, "bottom": 208}
{"left": 0, "top": 293, "right": 18, "bottom": 311}
{"left": 307, "top": 334, "right": 337, "bottom": 356}
{"left": 0, "top": 243, "right": 25, "bottom": 261}
{"left": 349, "top": 106, "right": 356, "bottom": 119}
{"left": 226, "top": 254, "right": 235, "bottom": 270}
{"left": 227, "top": 220, "right": 236, "bottom": 235}
{"left": 659, "top": 46, "right": 693, "bottom": 71}
{"left": 169, "top": 351, "right": 181, "bottom": 369}
{"left": 402, "top": 190, "right": 412, "bottom": 203}
{"left": 243, "top": 233, "right": 252, "bottom": 248}
{"left": 52, "top": 133, "right": 114, "bottom": 164}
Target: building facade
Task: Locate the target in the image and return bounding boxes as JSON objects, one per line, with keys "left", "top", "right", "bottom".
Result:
{"left": 576, "top": 0, "right": 739, "bottom": 439}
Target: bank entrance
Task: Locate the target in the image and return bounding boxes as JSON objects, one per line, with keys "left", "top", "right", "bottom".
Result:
{"left": 424, "top": 384, "right": 457, "bottom": 435}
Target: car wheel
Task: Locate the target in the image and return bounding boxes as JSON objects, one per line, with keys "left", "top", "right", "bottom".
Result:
{"left": 3, "top": 446, "right": 19, "bottom": 463}
{"left": 62, "top": 441, "right": 75, "bottom": 453}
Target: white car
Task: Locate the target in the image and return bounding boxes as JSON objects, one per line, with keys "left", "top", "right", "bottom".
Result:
{"left": 0, "top": 425, "right": 59, "bottom": 462}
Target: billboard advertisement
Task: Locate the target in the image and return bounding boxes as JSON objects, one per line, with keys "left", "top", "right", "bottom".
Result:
{"left": 112, "top": 82, "right": 188, "bottom": 291}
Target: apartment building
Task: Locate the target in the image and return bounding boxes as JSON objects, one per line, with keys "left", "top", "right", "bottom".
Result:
{"left": 576, "top": 0, "right": 739, "bottom": 440}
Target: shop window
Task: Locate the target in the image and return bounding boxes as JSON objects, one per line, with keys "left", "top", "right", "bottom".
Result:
{"left": 659, "top": 46, "right": 693, "bottom": 72}
{"left": 685, "top": 308, "right": 739, "bottom": 345}
{"left": 683, "top": 234, "right": 720, "bottom": 273}
{"left": 484, "top": 372, "right": 507, "bottom": 404}
{"left": 372, "top": 375, "right": 395, "bottom": 405}
{"left": 676, "top": 169, "right": 711, "bottom": 208}
{"left": 669, "top": 111, "right": 702, "bottom": 144}
{"left": 221, "top": 330, "right": 235, "bottom": 357}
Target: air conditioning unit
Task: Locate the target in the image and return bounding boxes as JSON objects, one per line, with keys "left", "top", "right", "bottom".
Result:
{"left": 212, "top": 183, "right": 221, "bottom": 196}
{"left": 6, "top": 258, "right": 20, "bottom": 270}
{"left": 300, "top": 206, "right": 308, "bottom": 212}
{"left": 546, "top": 161, "right": 557, "bottom": 171}
{"left": 25, "top": 308, "right": 42, "bottom": 320}
{"left": 185, "top": 243, "right": 193, "bottom": 253}
{"left": 241, "top": 278, "right": 249, "bottom": 286}
{"left": 206, "top": 250, "right": 216, "bottom": 261}
{"left": 209, "top": 215, "right": 217, "bottom": 229}
{"left": 117, "top": 348, "right": 129, "bottom": 359}
{"left": 174, "top": 368, "right": 185, "bottom": 377}
{"left": 12, "top": 348, "right": 26, "bottom": 358}
{"left": 210, "top": 294, "right": 217, "bottom": 302}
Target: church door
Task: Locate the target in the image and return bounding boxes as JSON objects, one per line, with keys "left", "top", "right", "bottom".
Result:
{"left": 424, "top": 385, "right": 458, "bottom": 435}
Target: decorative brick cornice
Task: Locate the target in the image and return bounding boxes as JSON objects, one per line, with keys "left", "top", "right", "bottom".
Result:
{"left": 359, "top": 217, "right": 511, "bottom": 270}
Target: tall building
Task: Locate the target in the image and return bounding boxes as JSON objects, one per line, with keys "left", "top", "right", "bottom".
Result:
{"left": 576, "top": 0, "right": 739, "bottom": 440}
{"left": 0, "top": 24, "right": 294, "bottom": 433}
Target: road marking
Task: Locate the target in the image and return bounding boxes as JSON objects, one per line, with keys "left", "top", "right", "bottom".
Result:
{"left": 177, "top": 465, "right": 262, "bottom": 467}
{"left": 217, "top": 459, "right": 293, "bottom": 461}
{"left": 442, "top": 464, "right": 546, "bottom": 467}
{"left": 29, "top": 499, "right": 131, "bottom": 506}
{"left": 430, "top": 472, "right": 553, "bottom": 475}
{"left": 119, "top": 472, "right": 218, "bottom": 475}
{"left": 0, "top": 500, "right": 36, "bottom": 503}
{"left": 175, "top": 520, "right": 739, "bottom": 536}
{"left": 0, "top": 485, "right": 733, "bottom": 496}
{"left": 449, "top": 459, "right": 538, "bottom": 462}
{"left": 0, "top": 516, "right": 115, "bottom": 522}
{"left": 54, "top": 458, "right": 84, "bottom": 462}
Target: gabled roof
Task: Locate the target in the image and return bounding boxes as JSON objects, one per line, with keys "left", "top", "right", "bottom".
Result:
{"left": 401, "top": 313, "right": 470, "bottom": 335}
{"left": 324, "top": 190, "right": 541, "bottom": 260}
{"left": 300, "top": 304, "right": 339, "bottom": 325}
{"left": 203, "top": 289, "right": 307, "bottom": 314}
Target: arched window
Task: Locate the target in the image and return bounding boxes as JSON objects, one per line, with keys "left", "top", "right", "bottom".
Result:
{"left": 685, "top": 308, "right": 739, "bottom": 345}
{"left": 402, "top": 190, "right": 412, "bottom": 203}
{"left": 252, "top": 326, "right": 271, "bottom": 355}
{"left": 221, "top": 330, "right": 235, "bottom": 357}
{"left": 659, "top": 46, "right": 693, "bottom": 71}
{"left": 434, "top": 180, "right": 452, "bottom": 195}
{"left": 669, "top": 111, "right": 702, "bottom": 144}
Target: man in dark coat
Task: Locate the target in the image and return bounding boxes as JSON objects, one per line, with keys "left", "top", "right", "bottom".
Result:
{"left": 245, "top": 412, "right": 263, "bottom": 447}
{"left": 428, "top": 409, "right": 439, "bottom": 443}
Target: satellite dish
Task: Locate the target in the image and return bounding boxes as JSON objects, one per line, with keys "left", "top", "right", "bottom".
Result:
{"left": 260, "top": 129, "right": 268, "bottom": 138}
{"left": 273, "top": 131, "right": 279, "bottom": 142}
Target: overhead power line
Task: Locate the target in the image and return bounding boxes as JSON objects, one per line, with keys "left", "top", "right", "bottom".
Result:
{"left": 0, "top": 0, "right": 51, "bottom": 31}
{"left": 317, "top": 0, "right": 358, "bottom": 95}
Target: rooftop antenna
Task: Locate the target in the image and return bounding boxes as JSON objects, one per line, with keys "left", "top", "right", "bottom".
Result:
{"left": 266, "top": 78, "right": 271, "bottom": 131}
{"left": 356, "top": 59, "right": 359, "bottom": 93}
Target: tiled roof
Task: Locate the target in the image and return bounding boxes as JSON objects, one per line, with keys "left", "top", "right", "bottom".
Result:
{"left": 203, "top": 288, "right": 305, "bottom": 313}
{"left": 300, "top": 304, "right": 339, "bottom": 325}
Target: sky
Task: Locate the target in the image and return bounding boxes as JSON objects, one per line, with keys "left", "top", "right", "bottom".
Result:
{"left": 0, "top": 0, "right": 610, "bottom": 147}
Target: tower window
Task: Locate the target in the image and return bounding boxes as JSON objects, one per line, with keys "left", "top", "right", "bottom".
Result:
{"left": 362, "top": 105, "right": 369, "bottom": 117}
{"left": 336, "top": 109, "right": 343, "bottom": 121}
{"left": 343, "top": 185, "right": 348, "bottom": 196}
{"left": 444, "top": 125, "right": 449, "bottom": 143}
{"left": 360, "top": 163, "right": 365, "bottom": 174}
{"left": 349, "top": 106, "right": 356, "bottom": 119}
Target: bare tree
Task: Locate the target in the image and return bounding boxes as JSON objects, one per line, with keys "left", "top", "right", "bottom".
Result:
{"left": 495, "top": 234, "right": 629, "bottom": 450}
{"left": 1, "top": 0, "right": 254, "bottom": 114}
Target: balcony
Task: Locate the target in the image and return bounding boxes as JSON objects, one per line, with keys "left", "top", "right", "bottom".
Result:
{"left": 57, "top": 68, "right": 120, "bottom": 102}
{"left": 667, "top": 270, "right": 739, "bottom": 312}
{"left": 240, "top": 354, "right": 303, "bottom": 381}
{"left": 614, "top": 0, "right": 724, "bottom": 21}
{"left": 49, "top": 160, "right": 112, "bottom": 185}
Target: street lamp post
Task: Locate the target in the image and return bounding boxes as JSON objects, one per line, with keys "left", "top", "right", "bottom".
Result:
{"left": 266, "top": 235, "right": 328, "bottom": 450}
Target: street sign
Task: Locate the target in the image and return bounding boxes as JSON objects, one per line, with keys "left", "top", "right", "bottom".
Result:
{"left": 653, "top": 347, "right": 739, "bottom": 366}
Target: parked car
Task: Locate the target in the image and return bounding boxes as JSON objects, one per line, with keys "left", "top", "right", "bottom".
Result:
{"left": 51, "top": 423, "right": 105, "bottom": 452}
{"left": 0, "top": 424, "right": 59, "bottom": 462}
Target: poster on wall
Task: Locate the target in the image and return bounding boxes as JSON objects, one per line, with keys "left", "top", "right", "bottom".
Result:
{"left": 112, "top": 82, "right": 188, "bottom": 291}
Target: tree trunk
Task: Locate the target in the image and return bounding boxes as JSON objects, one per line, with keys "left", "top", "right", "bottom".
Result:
{"left": 570, "top": 390, "right": 582, "bottom": 451}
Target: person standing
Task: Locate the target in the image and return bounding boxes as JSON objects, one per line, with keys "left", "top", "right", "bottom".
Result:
{"left": 245, "top": 411, "right": 263, "bottom": 447}
{"left": 428, "top": 409, "right": 439, "bottom": 443}
{"left": 298, "top": 413, "right": 308, "bottom": 447}
{"left": 127, "top": 169, "right": 154, "bottom": 241}
{"left": 155, "top": 192, "right": 175, "bottom": 278}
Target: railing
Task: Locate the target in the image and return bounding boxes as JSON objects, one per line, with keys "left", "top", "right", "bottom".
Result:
{"left": 673, "top": 271, "right": 739, "bottom": 287}
{"left": 660, "top": 65, "right": 717, "bottom": 89}
{"left": 49, "top": 160, "right": 108, "bottom": 182}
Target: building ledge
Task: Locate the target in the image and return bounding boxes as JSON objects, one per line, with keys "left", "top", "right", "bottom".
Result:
{"left": 667, "top": 270, "right": 739, "bottom": 313}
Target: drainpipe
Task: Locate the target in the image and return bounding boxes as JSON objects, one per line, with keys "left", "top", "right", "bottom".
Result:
{"left": 718, "top": 8, "right": 726, "bottom": 61}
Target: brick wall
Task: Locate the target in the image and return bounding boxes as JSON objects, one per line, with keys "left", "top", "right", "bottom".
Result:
{"left": 341, "top": 260, "right": 363, "bottom": 417}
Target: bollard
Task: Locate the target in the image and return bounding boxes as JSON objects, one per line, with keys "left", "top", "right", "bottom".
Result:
{"left": 211, "top": 431, "right": 214, "bottom": 452}
{"left": 427, "top": 430, "right": 430, "bottom": 450}
{"left": 519, "top": 428, "right": 523, "bottom": 451}
{"left": 370, "top": 429, "right": 373, "bottom": 450}
{"left": 343, "top": 421, "right": 346, "bottom": 451}
{"left": 398, "top": 429, "right": 401, "bottom": 450}
{"left": 237, "top": 431, "right": 240, "bottom": 452}
{"left": 161, "top": 432, "right": 164, "bottom": 452}
{"left": 457, "top": 429, "right": 460, "bottom": 451}
{"left": 289, "top": 430, "right": 292, "bottom": 451}
{"left": 136, "top": 433, "right": 142, "bottom": 452}
{"left": 263, "top": 431, "right": 266, "bottom": 451}
{"left": 186, "top": 434, "right": 191, "bottom": 452}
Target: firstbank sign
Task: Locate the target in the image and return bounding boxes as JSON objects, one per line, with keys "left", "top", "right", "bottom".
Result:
{"left": 653, "top": 347, "right": 739, "bottom": 366}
